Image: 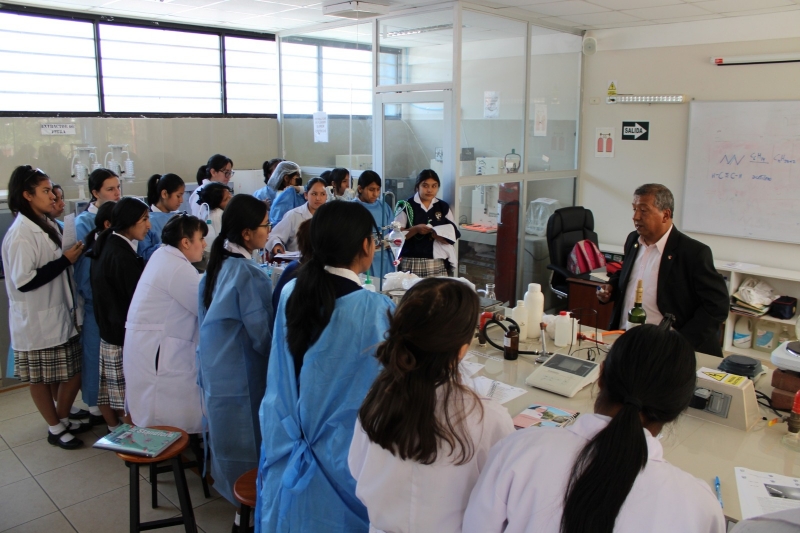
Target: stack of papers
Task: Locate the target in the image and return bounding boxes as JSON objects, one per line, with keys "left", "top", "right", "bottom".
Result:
{"left": 470, "top": 376, "right": 527, "bottom": 404}
{"left": 731, "top": 292, "right": 769, "bottom": 318}
{"left": 736, "top": 467, "right": 800, "bottom": 519}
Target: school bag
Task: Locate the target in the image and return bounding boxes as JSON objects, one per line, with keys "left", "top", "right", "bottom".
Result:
{"left": 567, "top": 239, "right": 606, "bottom": 275}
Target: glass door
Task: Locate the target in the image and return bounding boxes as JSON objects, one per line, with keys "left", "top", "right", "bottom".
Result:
{"left": 374, "top": 90, "right": 453, "bottom": 210}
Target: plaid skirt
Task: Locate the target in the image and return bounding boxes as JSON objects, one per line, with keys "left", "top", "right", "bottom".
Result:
{"left": 398, "top": 257, "right": 450, "bottom": 278}
{"left": 14, "top": 335, "right": 82, "bottom": 384}
{"left": 98, "top": 339, "right": 125, "bottom": 410}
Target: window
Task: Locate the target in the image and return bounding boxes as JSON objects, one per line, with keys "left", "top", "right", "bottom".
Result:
{"left": 225, "top": 37, "right": 278, "bottom": 115}
{"left": 322, "top": 46, "right": 372, "bottom": 116}
{"left": 0, "top": 12, "right": 99, "bottom": 112}
{"left": 99, "top": 25, "right": 222, "bottom": 113}
{"left": 280, "top": 42, "right": 319, "bottom": 115}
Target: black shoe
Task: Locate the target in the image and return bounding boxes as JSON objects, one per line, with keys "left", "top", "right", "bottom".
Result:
{"left": 89, "top": 414, "right": 106, "bottom": 427}
{"left": 47, "top": 429, "right": 83, "bottom": 450}
{"left": 70, "top": 408, "right": 90, "bottom": 418}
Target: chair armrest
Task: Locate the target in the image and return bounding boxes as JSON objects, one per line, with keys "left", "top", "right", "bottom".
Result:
{"left": 546, "top": 264, "right": 572, "bottom": 280}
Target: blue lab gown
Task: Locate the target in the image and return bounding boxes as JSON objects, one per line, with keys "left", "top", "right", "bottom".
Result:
{"left": 74, "top": 210, "right": 101, "bottom": 406}
{"left": 253, "top": 185, "right": 277, "bottom": 203}
{"left": 137, "top": 211, "right": 177, "bottom": 262}
{"left": 355, "top": 198, "right": 395, "bottom": 290}
{"left": 255, "top": 279, "right": 394, "bottom": 533}
{"left": 269, "top": 189, "right": 305, "bottom": 227}
{"left": 197, "top": 252, "right": 274, "bottom": 505}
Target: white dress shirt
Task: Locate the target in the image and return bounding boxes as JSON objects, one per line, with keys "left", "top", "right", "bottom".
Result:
{"left": 463, "top": 413, "right": 725, "bottom": 533}
{"left": 349, "top": 389, "right": 515, "bottom": 533}
{"left": 266, "top": 202, "right": 312, "bottom": 252}
{"left": 189, "top": 179, "right": 211, "bottom": 217}
{"left": 393, "top": 192, "right": 458, "bottom": 270}
{"left": 620, "top": 224, "right": 673, "bottom": 328}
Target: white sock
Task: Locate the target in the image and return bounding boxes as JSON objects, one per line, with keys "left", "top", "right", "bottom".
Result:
{"left": 89, "top": 406, "right": 102, "bottom": 416}
{"left": 69, "top": 405, "right": 81, "bottom": 415}
{"left": 60, "top": 417, "right": 82, "bottom": 431}
{"left": 108, "top": 423, "right": 120, "bottom": 432}
{"left": 49, "top": 422, "right": 75, "bottom": 442}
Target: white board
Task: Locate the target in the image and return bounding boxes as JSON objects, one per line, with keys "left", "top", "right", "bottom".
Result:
{"left": 682, "top": 100, "right": 800, "bottom": 245}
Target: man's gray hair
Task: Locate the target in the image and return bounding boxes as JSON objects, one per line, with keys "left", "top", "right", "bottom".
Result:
{"left": 635, "top": 183, "right": 674, "bottom": 217}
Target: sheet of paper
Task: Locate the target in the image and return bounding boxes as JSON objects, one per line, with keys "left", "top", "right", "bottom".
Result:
{"left": 470, "top": 376, "right": 527, "bottom": 404}
{"left": 275, "top": 251, "right": 301, "bottom": 260}
{"left": 723, "top": 262, "right": 761, "bottom": 271}
{"left": 736, "top": 467, "right": 800, "bottom": 519}
{"left": 313, "top": 111, "right": 328, "bottom": 143}
{"left": 467, "top": 350, "right": 504, "bottom": 363}
{"left": 62, "top": 213, "right": 77, "bottom": 250}
{"left": 459, "top": 360, "right": 484, "bottom": 377}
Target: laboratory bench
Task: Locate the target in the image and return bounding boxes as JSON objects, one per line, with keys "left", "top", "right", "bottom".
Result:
{"left": 468, "top": 326, "right": 799, "bottom": 523}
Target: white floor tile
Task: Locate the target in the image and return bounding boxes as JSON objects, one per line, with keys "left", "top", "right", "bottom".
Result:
{"left": 3, "top": 511, "right": 76, "bottom": 533}
{"left": 0, "top": 389, "right": 38, "bottom": 423}
{"left": 0, "top": 436, "right": 8, "bottom": 452}
{"left": 151, "top": 461, "right": 220, "bottom": 510}
{"left": 36, "top": 452, "right": 129, "bottom": 509}
{"left": 0, "top": 478, "right": 58, "bottom": 531}
{"left": 0, "top": 449, "right": 31, "bottom": 488}
{"left": 192, "top": 496, "right": 238, "bottom": 533}
{"left": 14, "top": 431, "right": 106, "bottom": 476}
{"left": 0, "top": 412, "right": 49, "bottom": 448}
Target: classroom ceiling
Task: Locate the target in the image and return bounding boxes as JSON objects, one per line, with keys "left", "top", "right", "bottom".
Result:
{"left": 10, "top": 0, "right": 800, "bottom": 34}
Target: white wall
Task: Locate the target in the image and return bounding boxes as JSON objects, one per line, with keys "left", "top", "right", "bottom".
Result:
{"left": 579, "top": 17, "right": 800, "bottom": 271}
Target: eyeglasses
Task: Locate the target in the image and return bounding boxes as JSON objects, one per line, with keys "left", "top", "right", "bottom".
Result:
{"left": 258, "top": 223, "right": 271, "bottom": 229}
{"left": 23, "top": 166, "right": 46, "bottom": 181}
{"left": 372, "top": 233, "right": 382, "bottom": 246}
{"left": 223, "top": 170, "right": 235, "bottom": 177}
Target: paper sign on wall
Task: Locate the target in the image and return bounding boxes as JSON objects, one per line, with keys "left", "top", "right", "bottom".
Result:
{"left": 533, "top": 104, "right": 547, "bottom": 137}
{"left": 41, "top": 124, "right": 75, "bottom": 136}
{"left": 313, "top": 111, "right": 328, "bottom": 143}
{"left": 595, "top": 127, "right": 615, "bottom": 158}
{"left": 484, "top": 91, "right": 500, "bottom": 119}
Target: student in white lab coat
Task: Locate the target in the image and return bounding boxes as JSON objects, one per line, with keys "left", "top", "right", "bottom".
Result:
{"left": 349, "top": 277, "right": 514, "bottom": 533}
{"left": 189, "top": 154, "right": 233, "bottom": 217}
{"left": 123, "top": 214, "right": 207, "bottom": 434}
{"left": 266, "top": 177, "right": 327, "bottom": 257}
{"left": 196, "top": 182, "right": 232, "bottom": 254}
{"left": 463, "top": 324, "right": 726, "bottom": 533}
{"left": 2, "top": 166, "right": 88, "bottom": 449}
{"left": 325, "top": 167, "right": 356, "bottom": 202}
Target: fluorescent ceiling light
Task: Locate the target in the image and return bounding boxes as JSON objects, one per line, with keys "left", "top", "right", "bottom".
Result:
{"left": 607, "top": 95, "right": 686, "bottom": 104}
{"left": 712, "top": 53, "right": 800, "bottom": 65}
{"left": 383, "top": 24, "right": 454, "bottom": 38}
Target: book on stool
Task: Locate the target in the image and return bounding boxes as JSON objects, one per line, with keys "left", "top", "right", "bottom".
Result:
{"left": 93, "top": 424, "right": 181, "bottom": 457}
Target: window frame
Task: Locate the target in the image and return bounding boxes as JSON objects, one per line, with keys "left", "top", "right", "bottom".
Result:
{"left": 0, "top": 3, "right": 278, "bottom": 118}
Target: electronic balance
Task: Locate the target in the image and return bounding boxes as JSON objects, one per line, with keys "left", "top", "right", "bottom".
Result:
{"left": 525, "top": 353, "right": 600, "bottom": 398}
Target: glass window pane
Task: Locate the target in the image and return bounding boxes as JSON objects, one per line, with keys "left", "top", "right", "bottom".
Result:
{"left": 281, "top": 41, "right": 319, "bottom": 115}
{"left": 460, "top": 11, "right": 527, "bottom": 177}
{"left": 99, "top": 24, "right": 221, "bottom": 113}
{"left": 378, "top": 9, "right": 453, "bottom": 85}
{"left": 0, "top": 12, "right": 99, "bottom": 112}
{"left": 528, "top": 29, "right": 582, "bottom": 172}
{"left": 225, "top": 37, "right": 277, "bottom": 114}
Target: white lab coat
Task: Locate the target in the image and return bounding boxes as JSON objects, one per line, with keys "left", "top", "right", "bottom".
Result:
{"left": 2, "top": 215, "right": 77, "bottom": 351}
{"left": 189, "top": 179, "right": 211, "bottom": 217}
{"left": 265, "top": 202, "right": 312, "bottom": 252}
{"left": 463, "top": 413, "right": 726, "bottom": 533}
{"left": 348, "top": 390, "right": 515, "bottom": 533}
{"left": 123, "top": 245, "right": 203, "bottom": 434}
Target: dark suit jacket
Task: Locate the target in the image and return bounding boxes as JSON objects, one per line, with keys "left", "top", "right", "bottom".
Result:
{"left": 607, "top": 226, "right": 729, "bottom": 356}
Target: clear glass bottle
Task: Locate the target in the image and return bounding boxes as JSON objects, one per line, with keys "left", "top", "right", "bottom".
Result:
{"left": 485, "top": 283, "right": 496, "bottom": 301}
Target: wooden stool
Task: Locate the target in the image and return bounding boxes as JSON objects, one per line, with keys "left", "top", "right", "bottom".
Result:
{"left": 116, "top": 426, "right": 197, "bottom": 533}
{"left": 233, "top": 468, "right": 257, "bottom": 533}
{"left": 148, "top": 434, "right": 211, "bottom": 508}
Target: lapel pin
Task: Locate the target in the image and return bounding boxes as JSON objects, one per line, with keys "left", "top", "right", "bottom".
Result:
{"left": 668, "top": 255, "right": 672, "bottom": 260}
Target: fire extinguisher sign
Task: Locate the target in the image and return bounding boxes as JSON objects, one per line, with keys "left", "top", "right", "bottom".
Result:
{"left": 594, "top": 127, "right": 615, "bottom": 158}
{"left": 622, "top": 121, "right": 649, "bottom": 140}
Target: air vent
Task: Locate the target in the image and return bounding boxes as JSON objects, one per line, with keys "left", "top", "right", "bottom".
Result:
{"left": 322, "top": 0, "right": 389, "bottom": 19}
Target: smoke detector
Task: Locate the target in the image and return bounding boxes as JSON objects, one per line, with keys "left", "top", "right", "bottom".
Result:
{"left": 322, "top": 0, "right": 389, "bottom": 18}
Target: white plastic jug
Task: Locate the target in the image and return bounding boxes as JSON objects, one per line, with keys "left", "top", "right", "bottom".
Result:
{"left": 512, "top": 300, "right": 528, "bottom": 339}
{"left": 554, "top": 311, "right": 573, "bottom": 347}
{"left": 732, "top": 316, "right": 752, "bottom": 348}
{"left": 524, "top": 283, "right": 544, "bottom": 340}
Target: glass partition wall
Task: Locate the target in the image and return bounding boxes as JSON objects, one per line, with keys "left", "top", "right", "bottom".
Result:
{"left": 277, "top": 8, "right": 582, "bottom": 304}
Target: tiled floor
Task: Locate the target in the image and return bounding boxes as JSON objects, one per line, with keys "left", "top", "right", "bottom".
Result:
{"left": 0, "top": 385, "right": 238, "bottom": 533}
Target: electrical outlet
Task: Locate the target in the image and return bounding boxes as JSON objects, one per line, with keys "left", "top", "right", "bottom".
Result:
{"left": 589, "top": 97, "right": 600, "bottom": 105}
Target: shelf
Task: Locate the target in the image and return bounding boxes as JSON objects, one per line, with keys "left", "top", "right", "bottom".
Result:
{"left": 714, "top": 261, "right": 800, "bottom": 283}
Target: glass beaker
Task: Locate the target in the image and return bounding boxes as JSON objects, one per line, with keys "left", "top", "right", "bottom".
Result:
{"left": 485, "top": 283, "right": 496, "bottom": 300}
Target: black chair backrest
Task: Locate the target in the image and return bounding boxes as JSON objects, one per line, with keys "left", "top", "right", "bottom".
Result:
{"left": 546, "top": 206, "right": 599, "bottom": 283}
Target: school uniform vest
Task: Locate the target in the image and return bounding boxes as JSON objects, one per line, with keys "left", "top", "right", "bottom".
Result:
{"left": 400, "top": 197, "right": 460, "bottom": 259}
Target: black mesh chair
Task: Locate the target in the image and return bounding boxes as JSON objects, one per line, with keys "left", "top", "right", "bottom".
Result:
{"left": 545, "top": 206, "right": 599, "bottom": 299}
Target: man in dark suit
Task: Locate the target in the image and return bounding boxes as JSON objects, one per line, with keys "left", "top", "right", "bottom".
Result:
{"left": 597, "top": 184, "right": 729, "bottom": 356}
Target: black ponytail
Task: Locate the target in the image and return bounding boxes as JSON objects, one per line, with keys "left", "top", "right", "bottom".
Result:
{"left": 84, "top": 201, "right": 115, "bottom": 255}
{"left": 7, "top": 166, "right": 61, "bottom": 247}
{"left": 92, "top": 197, "right": 148, "bottom": 258}
{"left": 147, "top": 173, "right": 184, "bottom": 207}
{"left": 202, "top": 194, "right": 267, "bottom": 309}
{"left": 197, "top": 154, "right": 233, "bottom": 186}
{"left": 161, "top": 214, "right": 207, "bottom": 247}
{"left": 560, "top": 324, "right": 697, "bottom": 533}
{"left": 285, "top": 201, "right": 374, "bottom": 377}
{"left": 196, "top": 182, "right": 231, "bottom": 210}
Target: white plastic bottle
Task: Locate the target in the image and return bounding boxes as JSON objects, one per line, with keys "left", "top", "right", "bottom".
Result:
{"left": 554, "top": 311, "right": 572, "bottom": 347}
{"left": 524, "top": 283, "right": 544, "bottom": 340}
{"left": 732, "top": 316, "right": 752, "bottom": 348}
{"left": 512, "top": 300, "right": 528, "bottom": 339}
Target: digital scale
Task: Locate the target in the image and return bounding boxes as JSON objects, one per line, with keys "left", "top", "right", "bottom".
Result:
{"left": 772, "top": 341, "right": 800, "bottom": 372}
{"left": 525, "top": 354, "right": 600, "bottom": 398}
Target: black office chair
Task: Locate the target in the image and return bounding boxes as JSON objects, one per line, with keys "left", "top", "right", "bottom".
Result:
{"left": 545, "top": 206, "right": 599, "bottom": 299}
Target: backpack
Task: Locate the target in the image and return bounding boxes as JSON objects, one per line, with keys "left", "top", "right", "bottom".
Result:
{"left": 567, "top": 240, "right": 606, "bottom": 275}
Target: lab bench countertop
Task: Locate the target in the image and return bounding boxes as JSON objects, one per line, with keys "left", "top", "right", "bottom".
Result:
{"left": 468, "top": 328, "right": 797, "bottom": 523}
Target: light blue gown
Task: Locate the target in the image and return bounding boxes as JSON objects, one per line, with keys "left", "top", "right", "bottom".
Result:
{"left": 253, "top": 185, "right": 277, "bottom": 203}
{"left": 137, "top": 211, "right": 177, "bottom": 262}
{"left": 355, "top": 198, "right": 395, "bottom": 290}
{"left": 269, "top": 189, "right": 305, "bottom": 227}
{"left": 74, "top": 209, "right": 100, "bottom": 406}
{"left": 255, "top": 279, "right": 394, "bottom": 533}
{"left": 197, "top": 253, "right": 274, "bottom": 505}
